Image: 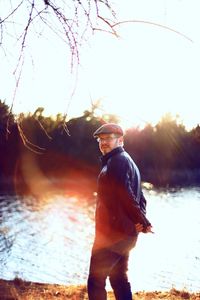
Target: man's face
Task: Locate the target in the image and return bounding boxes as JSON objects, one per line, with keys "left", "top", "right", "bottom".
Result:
{"left": 97, "top": 133, "right": 123, "bottom": 155}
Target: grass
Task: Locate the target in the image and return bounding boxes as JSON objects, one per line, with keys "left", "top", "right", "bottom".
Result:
{"left": 0, "top": 278, "right": 199, "bottom": 300}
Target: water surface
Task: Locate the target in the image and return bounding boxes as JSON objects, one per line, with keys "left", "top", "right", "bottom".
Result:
{"left": 0, "top": 187, "right": 199, "bottom": 292}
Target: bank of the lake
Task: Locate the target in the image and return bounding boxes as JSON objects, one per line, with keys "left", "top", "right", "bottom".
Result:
{"left": 0, "top": 279, "right": 200, "bottom": 300}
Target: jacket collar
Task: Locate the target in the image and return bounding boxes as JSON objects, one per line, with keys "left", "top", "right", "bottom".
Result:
{"left": 100, "top": 146, "right": 124, "bottom": 166}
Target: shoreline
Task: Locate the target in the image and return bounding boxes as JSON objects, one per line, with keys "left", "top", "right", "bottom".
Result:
{"left": 0, "top": 278, "right": 200, "bottom": 300}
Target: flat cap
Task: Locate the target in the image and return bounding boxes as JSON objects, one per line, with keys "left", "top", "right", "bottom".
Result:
{"left": 93, "top": 123, "right": 124, "bottom": 138}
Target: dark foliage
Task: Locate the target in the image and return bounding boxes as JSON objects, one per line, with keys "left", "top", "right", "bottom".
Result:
{"left": 0, "top": 100, "right": 200, "bottom": 195}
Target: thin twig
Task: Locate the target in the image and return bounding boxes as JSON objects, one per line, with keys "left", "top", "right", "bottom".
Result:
{"left": 0, "top": 1, "right": 24, "bottom": 24}
{"left": 36, "top": 118, "right": 52, "bottom": 140}
{"left": 6, "top": 1, "right": 35, "bottom": 138}
{"left": 97, "top": 15, "right": 118, "bottom": 36}
{"left": 16, "top": 0, "right": 35, "bottom": 56}
{"left": 17, "top": 122, "right": 46, "bottom": 154}
{"left": 112, "top": 19, "right": 193, "bottom": 43}
{"left": 45, "top": 1, "right": 80, "bottom": 70}
{"left": 0, "top": 18, "right": 3, "bottom": 45}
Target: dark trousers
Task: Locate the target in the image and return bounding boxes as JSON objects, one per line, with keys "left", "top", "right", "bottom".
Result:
{"left": 87, "top": 237, "right": 137, "bottom": 300}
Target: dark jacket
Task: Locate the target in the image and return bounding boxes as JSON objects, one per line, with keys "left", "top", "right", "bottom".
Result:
{"left": 94, "top": 146, "right": 151, "bottom": 246}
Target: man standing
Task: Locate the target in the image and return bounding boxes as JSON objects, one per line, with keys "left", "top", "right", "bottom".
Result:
{"left": 87, "top": 123, "right": 153, "bottom": 300}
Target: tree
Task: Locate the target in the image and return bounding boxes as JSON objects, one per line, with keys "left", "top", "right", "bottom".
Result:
{"left": 0, "top": 1, "right": 116, "bottom": 71}
{"left": 1, "top": 2, "right": 192, "bottom": 116}
{"left": 0, "top": 0, "right": 117, "bottom": 139}
{"left": 0, "top": 100, "right": 19, "bottom": 192}
{"left": 2, "top": 2, "right": 191, "bottom": 88}
{"left": 0, "top": 100, "right": 14, "bottom": 127}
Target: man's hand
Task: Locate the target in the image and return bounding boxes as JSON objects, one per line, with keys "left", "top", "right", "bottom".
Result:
{"left": 144, "top": 225, "right": 154, "bottom": 234}
{"left": 135, "top": 223, "right": 144, "bottom": 233}
{"left": 135, "top": 223, "right": 154, "bottom": 234}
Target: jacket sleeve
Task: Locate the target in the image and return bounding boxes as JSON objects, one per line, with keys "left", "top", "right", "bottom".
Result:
{"left": 107, "top": 157, "right": 151, "bottom": 229}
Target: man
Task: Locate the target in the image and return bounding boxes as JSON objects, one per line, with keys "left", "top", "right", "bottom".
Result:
{"left": 87, "top": 123, "right": 153, "bottom": 300}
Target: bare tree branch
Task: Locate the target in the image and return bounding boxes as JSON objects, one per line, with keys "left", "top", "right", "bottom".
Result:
{"left": 0, "top": 1, "right": 24, "bottom": 24}
{"left": 46, "top": 1, "right": 80, "bottom": 69}
{"left": 35, "top": 118, "right": 52, "bottom": 141}
{"left": 94, "top": 15, "right": 119, "bottom": 37}
{"left": 1, "top": 1, "right": 193, "bottom": 146}
{"left": 18, "top": 0, "right": 35, "bottom": 49}
{"left": 1, "top": 0, "right": 115, "bottom": 73}
{"left": 93, "top": 17, "right": 193, "bottom": 43}
{"left": 17, "top": 121, "right": 46, "bottom": 154}
{"left": 0, "top": 0, "right": 115, "bottom": 140}
{"left": 112, "top": 19, "right": 193, "bottom": 43}
{"left": 0, "top": 19, "right": 3, "bottom": 46}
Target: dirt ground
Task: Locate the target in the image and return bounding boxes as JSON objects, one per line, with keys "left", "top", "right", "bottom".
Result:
{"left": 0, "top": 278, "right": 199, "bottom": 300}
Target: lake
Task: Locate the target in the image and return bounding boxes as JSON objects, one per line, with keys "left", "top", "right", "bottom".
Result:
{"left": 0, "top": 186, "right": 199, "bottom": 292}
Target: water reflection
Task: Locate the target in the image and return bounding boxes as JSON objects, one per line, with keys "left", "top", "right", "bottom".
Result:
{"left": 0, "top": 194, "right": 93, "bottom": 283}
{"left": 128, "top": 187, "right": 200, "bottom": 292}
{"left": 0, "top": 188, "right": 199, "bottom": 292}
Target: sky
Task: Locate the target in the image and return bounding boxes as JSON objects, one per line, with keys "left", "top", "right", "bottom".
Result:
{"left": 1, "top": 0, "right": 200, "bottom": 130}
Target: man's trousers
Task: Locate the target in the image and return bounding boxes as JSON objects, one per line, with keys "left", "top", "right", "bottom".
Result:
{"left": 87, "top": 237, "right": 137, "bottom": 300}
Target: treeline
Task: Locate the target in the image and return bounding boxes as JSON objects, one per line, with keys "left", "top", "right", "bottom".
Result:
{"left": 0, "top": 100, "right": 200, "bottom": 195}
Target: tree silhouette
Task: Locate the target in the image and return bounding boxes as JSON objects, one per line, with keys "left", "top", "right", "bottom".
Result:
{"left": 1, "top": 100, "right": 200, "bottom": 192}
{"left": 0, "top": 101, "right": 19, "bottom": 192}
